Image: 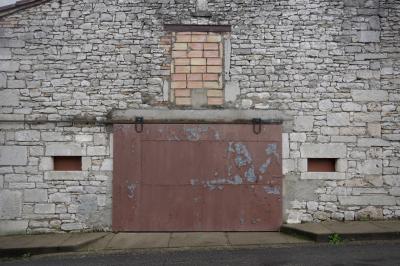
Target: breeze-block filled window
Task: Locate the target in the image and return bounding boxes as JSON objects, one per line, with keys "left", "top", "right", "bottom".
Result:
{"left": 170, "top": 31, "right": 224, "bottom": 107}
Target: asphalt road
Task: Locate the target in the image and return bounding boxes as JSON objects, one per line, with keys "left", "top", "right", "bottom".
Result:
{"left": 2, "top": 242, "right": 400, "bottom": 266}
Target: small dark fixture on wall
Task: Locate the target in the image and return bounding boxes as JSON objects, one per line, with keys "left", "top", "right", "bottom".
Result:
{"left": 308, "top": 158, "right": 336, "bottom": 172}
{"left": 53, "top": 156, "right": 82, "bottom": 171}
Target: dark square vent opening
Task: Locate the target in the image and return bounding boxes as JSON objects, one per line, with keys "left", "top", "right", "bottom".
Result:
{"left": 53, "top": 156, "right": 82, "bottom": 171}
{"left": 307, "top": 158, "right": 336, "bottom": 172}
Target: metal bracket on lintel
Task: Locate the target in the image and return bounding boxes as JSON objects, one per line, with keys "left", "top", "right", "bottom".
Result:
{"left": 135, "top": 116, "right": 144, "bottom": 133}
{"left": 252, "top": 118, "right": 262, "bottom": 135}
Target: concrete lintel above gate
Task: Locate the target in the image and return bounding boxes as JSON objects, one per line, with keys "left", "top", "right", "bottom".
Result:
{"left": 110, "top": 109, "right": 293, "bottom": 131}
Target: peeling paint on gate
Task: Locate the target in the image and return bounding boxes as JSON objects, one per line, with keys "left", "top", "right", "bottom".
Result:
{"left": 259, "top": 158, "right": 272, "bottom": 174}
{"left": 245, "top": 167, "right": 257, "bottom": 182}
{"left": 127, "top": 182, "right": 136, "bottom": 199}
{"left": 184, "top": 126, "right": 209, "bottom": 141}
{"left": 190, "top": 175, "right": 243, "bottom": 191}
{"left": 266, "top": 143, "right": 279, "bottom": 159}
{"left": 228, "top": 142, "right": 253, "bottom": 167}
{"left": 264, "top": 185, "right": 280, "bottom": 195}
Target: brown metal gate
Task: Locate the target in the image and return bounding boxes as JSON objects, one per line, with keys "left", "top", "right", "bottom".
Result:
{"left": 113, "top": 123, "right": 282, "bottom": 231}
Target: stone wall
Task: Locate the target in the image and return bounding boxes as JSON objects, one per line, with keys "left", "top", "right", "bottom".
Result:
{"left": 0, "top": 124, "right": 112, "bottom": 234}
{"left": 0, "top": 0, "right": 399, "bottom": 234}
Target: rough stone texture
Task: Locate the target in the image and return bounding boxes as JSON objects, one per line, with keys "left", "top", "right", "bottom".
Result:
{"left": 359, "top": 31, "right": 380, "bottom": 43}
{"left": 294, "top": 116, "right": 314, "bottom": 132}
{"left": 34, "top": 203, "right": 55, "bottom": 214}
{"left": 301, "top": 172, "right": 346, "bottom": 180}
{"left": 0, "top": 146, "right": 27, "bottom": 165}
{"left": 224, "top": 81, "right": 240, "bottom": 103}
{"left": 0, "top": 220, "right": 28, "bottom": 236}
{"left": 24, "top": 189, "right": 47, "bottom": 202}
{"left": 0, "top": 0, "right": 399, "bottom": 231}
{"left": 44, "top": 171, "right": 88, "bottom": 181}
{"left": 327, "top": 113, "right": 350, "bottom": 126}
{"left": 338, "top": 196, "right": 396, "bottom": 206}
{"left": 0, "top": 190, "right": 22, "bottom": 219}
{"left": 351, "top": 90, "right": 389, "bottom": 102}
{"left": 46, "top": 143, "right": 85, "bottom": 156}
{"left": 300, "top": 144, "right": 347, "bottom": 158}
{"left": 0, "top": 89, "right": 19, "bottom": 106}
{"left": 357, "top": 159, "right": 383, "bottom": 175}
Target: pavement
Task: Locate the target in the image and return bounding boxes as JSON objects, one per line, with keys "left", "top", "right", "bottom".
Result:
{"left": 281, "top": 220, "right": 400, "bottom": 242}
{"left": 1, "top": 220, "right": 400, "bottom": 258}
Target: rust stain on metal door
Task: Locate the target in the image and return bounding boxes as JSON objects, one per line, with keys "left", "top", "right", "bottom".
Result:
{"left": 113, "top": 124, "right": 283, "bottom": 231}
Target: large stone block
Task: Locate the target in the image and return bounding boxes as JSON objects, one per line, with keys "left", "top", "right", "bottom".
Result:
{"left": 41, "top": 132, "right": 72, "bottom": 141}
{"left": 225, "top": 81, "right": 240, "bottom": 103}
{"left": 338, "top": 195, "right": 395, "bottom": 206}
{"left": 61, "top": 223, "right": 84, "bottom": 231}
{"left": 356, "top": 206, "right": 383, "bottom": 220}
{"left": 0, "top": 220, "right": 28, "bottom": 236}
{"left": 44, "top": 171, "right": 88, "bottom": 181}
{"left": 341, "top": 102, "right": 361, "bottom": 111}
{"left": 290, "top": 133, "right": 307, "bottom": 142}
{"left": 0, "top": 38, "right": 25, "bottom": 48}
{"left": 367, "top": 123, "right": 381, "bottom": 137}
{"left": 354, "top": 113, "right": 381, "bottom": 123}
{"left": 327, "top": 113, "right": 349, "bottom": 126}
{"left": 0, "top": 61, "right": 19, "bottom": 72}
{"left": 383, "top": 175, "right": 400, "bottom": 186}
{"left": 50, "top": 78, "right": 71, "bottom": 87}
{"left": 358, "top": 31, "right": 380, "bottom": 42}
{"left": 294, "top": 116, "right": 314, "bottom": 132}
{"left": 389, "top": 188, "right": 400, "bottom": 196}
{"left": 336, "top": 159, "right": 348, "bottom": 172}
{"left": 0, "top": 146, "right": 28, "bottom": 165}
{"left": 24, "top": 189, "right": 48, "bottom": 202}
{"left": 100, "top": 159, "right": 113, "bottom": 171}
{"left": 357, "top": 159, "right": 382, "bottom": 175}
{"left": 0, "top": 114, "right": 24, "bottom": 121}
{"left": 356, "top": 70, "right": 380, "bottom": 80}
{"left": 0, "top": 72, "right": 6, "bottom": 88}
{"left": 357, "top": 138, "right": 391, "bottom": 147}
{"left": 15, "top": 130, "right": 40, "bottom": 141}
{"left": 49, "top": 193, "right": 71, "bottom": 203}
{"left": 301, "top": 172, "right": 346, "bottom": 180}
{"left": 45, "top": 143, "right": 84, "bottom": 156}
{"left": 355, "top": 53, "right": 386, "bottom": 61}
{"left": 0, "top": 48, "right": 11, "bottom": 60}
{"left": 0, "top": 190, "right": 23, "bottom": 219}
{"left": 318, "top": 99, "right": 333, "bottom": 111}
{"left": 34, "top": 203, "right": 55, "bottom": 214}
{"left": 282, "top": 133, "right": 289, "bottom": 159}
{"left": 77, "top": 194, "right": 98, "bottom": 222}
{"left": 300, "top": 143, "right": 346, "bottom": 158}
{"left": 7, "top": 80, "right": 25, "bottom": 89}
{"left": 351, "top": 90, "right": 388, "bottom": 101}
{"left": 282, "top": 159, "right": 296, "bottom": 174}
{"left": 39, "top": 157, "right": 53, "bottom": 170}
{"left": 87, "top": 146, "right": 107, "bottom": 156}
{"left": 286, "top": 211, "right": 302, "bottom": 224}
{"left": 100, "top": 13, "right": 113, "bottom": 21}
{"left": 0, "top": 89, "right": 19, "bottom": 106}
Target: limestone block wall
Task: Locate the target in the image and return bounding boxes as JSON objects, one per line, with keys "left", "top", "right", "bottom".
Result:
{"left": 0, "top": 0, "right": 399, "bottom": 234}
{"left": 0, "top": 125, "right": 113, "bottom": 234}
